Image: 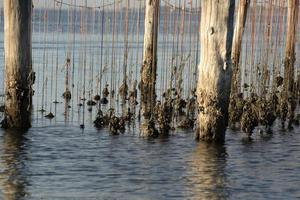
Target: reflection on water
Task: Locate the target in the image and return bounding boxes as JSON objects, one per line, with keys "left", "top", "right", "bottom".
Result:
{"left": 0, "top": 130, "right": 29, "bottom": 200}
{"left": 0, "top": 125, "right": 299, "bottom": 199}
{"left": 186, "top": 143, "right": 229, "bottom": 200}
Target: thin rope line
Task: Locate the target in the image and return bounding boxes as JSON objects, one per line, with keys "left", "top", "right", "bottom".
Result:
{"left": 54, "top": 0, "right": 126, "bottom": 9}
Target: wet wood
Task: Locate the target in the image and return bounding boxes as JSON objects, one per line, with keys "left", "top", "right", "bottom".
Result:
{"left": 196, "top": 0, "right": 235, "bottom": 142}
{"left": 2, "top": 0, "right": 34, "bottom": 129}
{"left": 140, "top": 0, "right": 160, "bottom": 137}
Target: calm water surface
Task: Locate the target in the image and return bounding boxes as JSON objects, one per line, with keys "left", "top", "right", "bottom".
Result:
{"left": 0, "top": 119, "right": 299, "bottom": 199}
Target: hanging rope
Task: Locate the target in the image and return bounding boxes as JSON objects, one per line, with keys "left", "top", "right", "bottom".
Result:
{"left": 53, "top": 0, "right": 124, "bottom": 9}
{"left": 161, "top": 0, "right": 200, "bottom": 13}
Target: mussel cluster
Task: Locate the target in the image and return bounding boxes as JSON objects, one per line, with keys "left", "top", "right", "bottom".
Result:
{"left": 229, "top": 76, "right": 300, "bottom": 137}
{"left": 94, "top": 108, "right": 126, "bottom": 135}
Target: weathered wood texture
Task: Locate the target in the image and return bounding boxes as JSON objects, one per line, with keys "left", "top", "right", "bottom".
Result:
{"left": 2, "top": 0, "right": 34, "bottom": 129}
{"left": 228, "top": 0, "right": 249, "bottom": 126}
{"left": 231, "top": 0, "right": 249, "bottom": 97}
{"left": 140, "top": 0, "right": 160, "bottom": 136}
{"left": 196, "top": 0, "right": 235, "bottom": 142}
{"left": 283, "top": 0, "right": 298, "bottom": 95}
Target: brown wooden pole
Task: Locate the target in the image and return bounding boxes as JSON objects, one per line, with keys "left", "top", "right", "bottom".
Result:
{"left": 2, "top": 0, "right": 34, "bottom": 129}
{"left": 140, "top": 0, "right": 160, "bottom": 137}
{"left": 283, "top": 0, "right": 299, "bottom": 95}
{"left": 229, "top": 0, "right": 249, "bottom": 126}
{"left": 196, "top": 0, "right": 235, "bottom": 142}
{"left": 231, "top": 0, "right": 249, "bottom": 96}
{"left": 281, "top": 0, "right": 299, "bottom": 128}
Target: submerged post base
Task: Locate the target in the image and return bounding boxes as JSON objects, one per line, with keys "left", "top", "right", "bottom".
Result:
{"left": 1, "top": 118, "right": 31, "bottom": 130}
{"left": 195, "top": 114, "right": 226, "bottom": 143}
{"left": 140, "top": 119, "right": 159, "bottom": 138}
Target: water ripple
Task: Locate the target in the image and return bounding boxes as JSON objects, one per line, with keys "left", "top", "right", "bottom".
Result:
{"left": 0, "top": 124, "right": 299, "bottom": 199}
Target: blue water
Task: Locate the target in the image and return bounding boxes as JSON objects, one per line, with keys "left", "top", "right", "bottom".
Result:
{"left": 0, "top": 121, "right": 300, "bottom": 199}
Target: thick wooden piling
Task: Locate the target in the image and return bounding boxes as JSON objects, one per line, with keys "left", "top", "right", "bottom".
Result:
{"left": 2, "top": 0, "right": 33, "bottom": 129}
{"left": 229, "top": 0, "right": 249, "bottom": 126}
{"left": 230, "top": 0, "right": 249, "bottom": 99}
{"left": 281, "top": 0, "right": 299, "bottom": 127}
{"left": 283, "top": 0, "right": 298, "bottom": 95}
{"left": 140, "top": 0, "right": 160, "bottom": 137}
{"left": 195, "top": 0, "right": 235, "bottom": 142}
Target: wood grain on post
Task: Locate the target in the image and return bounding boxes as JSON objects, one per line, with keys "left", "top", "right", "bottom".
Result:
{"left": 283, "top": 0, "right": 299, "bottom": 94}
{"left": 281, "top": 0, "right": 299, "bottom": 128}
{"left": 231, "top": 0, "right": 249, "bottom": 98}
{"left": 2, "top": 0, "right": 34, "bottom": 129}
{"left": 228, "top": 0, "right": 249, "bottom": 126}
{"left": 196, "top": 0, "right": 235, "bottom": 142}
{"left": 140, "top": 0, "right": 160, "bottom": 137}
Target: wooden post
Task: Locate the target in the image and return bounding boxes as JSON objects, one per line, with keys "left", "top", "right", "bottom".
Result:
{"left": 283, "top": 0, "right": 298, "bottom": 95}
{"left": 282, "top": 0, "right": 299, "bottom": 127}
{"left": 196, "top": 0, "right": 235, "bottom": 142}
{"left": 229, "top": 0, "right": 249, "bottom": 126}
{"left": 230, "top": 0, "right": 249, "bottom": 98}
{"left": 140, "top": 0, "right": 160, "bottom": 137}
{"left": 2, "top": 0, "right": 34, "bottom": 129}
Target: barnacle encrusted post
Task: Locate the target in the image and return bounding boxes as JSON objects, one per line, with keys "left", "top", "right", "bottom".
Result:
{"left": 140, "top": 0, "right": 160, "bottom": 137}
{"left": 2, "top": 0, "right": 34, "bottom": 129}
{"left": 195, "top": 0, "right": 235, "bottom": 142}
{"left": 281, "top": 0, "right": 299, "bottom": 128}
{"left": 229, "top": 0, "right": 249, "bottom": 126}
